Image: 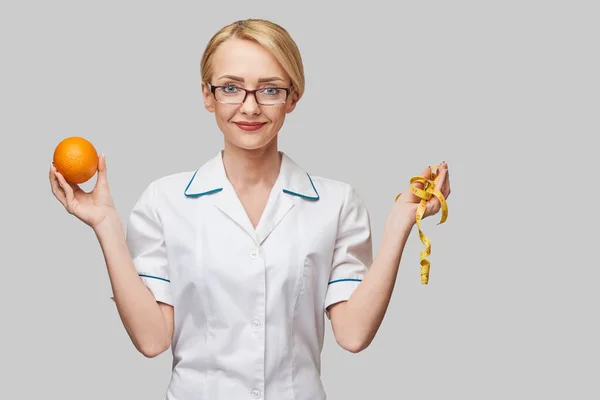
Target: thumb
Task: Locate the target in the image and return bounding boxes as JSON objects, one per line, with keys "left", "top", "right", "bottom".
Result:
{"left": 404, "top": 166, "right": 431, "bottom": 203}
{"left": 94, "top": 153, "right": 108, "bottom": 189}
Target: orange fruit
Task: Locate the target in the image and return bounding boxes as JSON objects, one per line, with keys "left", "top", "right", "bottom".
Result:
{"left": 53, "top": 136, "right": 99, "bottom": 184}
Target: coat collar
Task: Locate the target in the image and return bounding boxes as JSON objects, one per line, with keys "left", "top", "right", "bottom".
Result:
{"left": 183, "top": 150, "right": 320, "bottom": 201}
{"left": 183, "top": 150, "right": 319, "bottom": 244}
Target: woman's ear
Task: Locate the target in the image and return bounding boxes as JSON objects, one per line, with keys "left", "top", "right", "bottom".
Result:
{"left": 202, "top": 82, "right": 215, "bottom": 113}
{"left": 285, "top": 91, "right": 299, "bottom": 114}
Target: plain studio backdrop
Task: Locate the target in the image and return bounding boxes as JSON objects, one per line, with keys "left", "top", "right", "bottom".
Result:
{"left": 1, "top": 1, "right": 598, "bottom": 399}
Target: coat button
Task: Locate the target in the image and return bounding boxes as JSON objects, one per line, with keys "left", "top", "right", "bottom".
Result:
{"left": 250, "top": 249, "right": 259, "bottom": 259}
{"left": 251, "top": 319, "right": 261, "bottom": 329}
{"left": 251, "top": 388, "right": 261, "bottom": 398}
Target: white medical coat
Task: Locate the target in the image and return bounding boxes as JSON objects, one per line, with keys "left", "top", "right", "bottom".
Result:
{"left": 122, "top": 150, "right": 373, "bottom": 399}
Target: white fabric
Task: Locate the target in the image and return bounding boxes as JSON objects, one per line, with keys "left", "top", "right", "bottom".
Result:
{"left": 116, "top": 150, "right": 372, "bottom": 400}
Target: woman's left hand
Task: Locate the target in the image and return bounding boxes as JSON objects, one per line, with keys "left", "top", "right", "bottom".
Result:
{"left": 391, "top": 161, "right": 451, "bottom": 226}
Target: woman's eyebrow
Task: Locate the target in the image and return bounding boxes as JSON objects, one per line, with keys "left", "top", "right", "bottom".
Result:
{"left": 217, "top": 75, "right": 285, "bottom": 83}
{"left": 258, "top": 76, "right": 285, "bottom": 83}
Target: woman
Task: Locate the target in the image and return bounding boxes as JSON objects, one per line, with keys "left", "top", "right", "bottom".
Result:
{"left": 49, "top": 18, "right": 450, "bottom": 400}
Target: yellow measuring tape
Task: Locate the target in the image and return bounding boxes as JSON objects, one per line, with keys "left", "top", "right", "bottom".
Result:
{"left": 395, "top": 165, "right": 448, "bottom": 284}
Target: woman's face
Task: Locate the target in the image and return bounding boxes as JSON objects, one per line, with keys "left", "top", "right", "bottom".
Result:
{"left": 202, "top": 38, "right": 298, "bottom": 152}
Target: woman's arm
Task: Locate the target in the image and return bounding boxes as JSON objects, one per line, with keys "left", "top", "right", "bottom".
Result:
{"left": 327, "top": 212, "right": 412, "bottom": 353}
{"left": 95, "top": 214, "right": 173, "bottom": 358}
{"left": 328, "top": 162, "right": 450, "bottom": 353}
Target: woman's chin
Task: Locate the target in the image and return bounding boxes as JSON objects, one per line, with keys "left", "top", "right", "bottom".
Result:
{"left": 226, "top": 133, "right": 277, "bottom": 151}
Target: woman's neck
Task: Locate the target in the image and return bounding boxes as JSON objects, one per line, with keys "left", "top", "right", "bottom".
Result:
{"left": 222, "top": 140, "right": 282, "bottom": 190}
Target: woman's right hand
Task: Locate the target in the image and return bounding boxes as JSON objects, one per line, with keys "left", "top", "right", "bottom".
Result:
{"left": 49, "top": 154, "right": 117, "bottom": 230}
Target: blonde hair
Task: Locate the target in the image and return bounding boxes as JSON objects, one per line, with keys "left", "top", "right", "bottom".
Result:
{"left": 200, "top": 19, "right": 305, "bottom": 100}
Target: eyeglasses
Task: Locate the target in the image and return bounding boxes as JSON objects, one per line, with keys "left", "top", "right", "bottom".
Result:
{"left": 207, "top": 83, "right": 292, "bottom": 106}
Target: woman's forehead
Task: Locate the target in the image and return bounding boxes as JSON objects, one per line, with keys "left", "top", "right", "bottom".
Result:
{"left": 211, "top": 39, "right": 288, "bottom": 82}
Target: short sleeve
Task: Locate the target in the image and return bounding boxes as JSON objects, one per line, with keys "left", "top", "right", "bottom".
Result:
{"left": 324, "top": 185, "right": 373, "bottom": 319}
{"left": 111, "top": 181, "right": 173, "bottom": 305}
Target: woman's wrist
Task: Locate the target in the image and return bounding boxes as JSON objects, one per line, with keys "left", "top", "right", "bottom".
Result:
{"left": 93, "top": 210, "right": 124, "bottom": 238}
{"left": 385, "top": 206, "right": 415, "bottom": 237}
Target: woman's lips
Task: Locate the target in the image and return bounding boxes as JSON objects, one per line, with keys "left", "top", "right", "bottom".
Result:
{"left": 234, "top": 122, "right": 266, "bottom": 131}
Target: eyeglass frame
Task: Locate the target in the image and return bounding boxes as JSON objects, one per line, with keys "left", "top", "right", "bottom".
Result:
{"left": 206, "top": 82, "right": 293, "bottom": 106}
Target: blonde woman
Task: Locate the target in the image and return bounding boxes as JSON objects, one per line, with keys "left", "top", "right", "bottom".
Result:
{"left": 49, "top": 18, "right": 451, "bottom": 400}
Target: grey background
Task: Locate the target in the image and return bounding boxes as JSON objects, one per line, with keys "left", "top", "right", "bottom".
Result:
{"left": 2, "top": 0, "right": 598, "bottom": 398}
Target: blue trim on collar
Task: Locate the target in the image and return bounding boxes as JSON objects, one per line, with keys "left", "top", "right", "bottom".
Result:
{"left": 186, "top": 188, "right": 223, "bottom": 198}
{"left": 183, "top": 169, "right": 223, "bottom": 197}
{"left": 185, "top": 168, "right": 319, "bottom": 201}
{"left": 282, "top": 173, "right": 320, "bottom": 201}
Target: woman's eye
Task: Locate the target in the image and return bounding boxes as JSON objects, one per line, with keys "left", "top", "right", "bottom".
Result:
{"left": 220, "top": 84, "right": 242, "bottom": 93}
{"left": 261, "top": 87, "right": 280, "bottom": 96}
